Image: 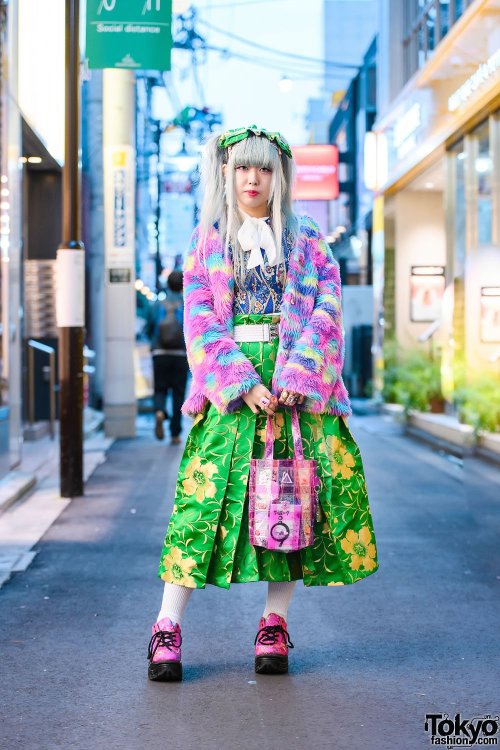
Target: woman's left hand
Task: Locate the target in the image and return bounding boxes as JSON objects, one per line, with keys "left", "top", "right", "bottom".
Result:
{"left": 277, "top": 389, "right": 305, "bottom": 407}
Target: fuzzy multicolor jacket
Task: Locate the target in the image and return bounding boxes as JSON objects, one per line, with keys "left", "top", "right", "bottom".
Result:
{"left": 181, "top": 215, "right": 351, "bottom": 418}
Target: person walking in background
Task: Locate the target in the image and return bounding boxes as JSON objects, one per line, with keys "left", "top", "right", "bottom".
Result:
{"left": 149, "top": 270, "right": 189, "bottom": 445}
{"left": 147, "top": 126, "right": 379, "bottom": 682}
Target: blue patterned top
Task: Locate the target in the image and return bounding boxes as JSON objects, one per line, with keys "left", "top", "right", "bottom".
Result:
{"left": 231, "top": 224, "right": 294, "bottom": 315}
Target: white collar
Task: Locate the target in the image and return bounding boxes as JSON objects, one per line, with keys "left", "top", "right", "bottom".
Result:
{"left": 237, "top": 212, "right": 281, "bottom": 269}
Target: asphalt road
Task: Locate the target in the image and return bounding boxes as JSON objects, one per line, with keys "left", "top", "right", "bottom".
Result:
{"left": 1, "top": 414, "right": 499, "bottom": 750}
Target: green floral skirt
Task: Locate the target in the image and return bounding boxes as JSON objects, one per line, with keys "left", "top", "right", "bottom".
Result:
{"left": 158, "top": 312, "right": 379, "bottom": 589}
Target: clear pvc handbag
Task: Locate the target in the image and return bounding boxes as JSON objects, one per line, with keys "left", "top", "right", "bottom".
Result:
{"left": 248, "top": 405, "right": 321, "bottom": 552}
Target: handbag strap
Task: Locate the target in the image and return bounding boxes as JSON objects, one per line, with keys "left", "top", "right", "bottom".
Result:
{"left": 264, "top": 405, "right": 304, "bottom": 460}
{"left": 264, "top": 412, "right": 275, "bottom": 459}
{"left": 290, "top": 405, "right": 304, "bottom": 460}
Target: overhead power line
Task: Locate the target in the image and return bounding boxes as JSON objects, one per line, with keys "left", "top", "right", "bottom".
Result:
{"left": 204, "top": 44, "right": 348, "bottom": 80}
{"left": 196, "top": 15, "right": 361, "bottom": 70}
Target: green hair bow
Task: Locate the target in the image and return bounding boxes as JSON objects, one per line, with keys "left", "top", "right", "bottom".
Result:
{"left": 218, "top": 125, "right": 292, "bottom": 159}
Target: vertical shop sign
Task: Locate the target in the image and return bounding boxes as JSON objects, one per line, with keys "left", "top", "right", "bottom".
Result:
{"left": 86, "top": 0, "right": 172, "bottom": 70}
{"left": 104, "top": 145, "right": 135, "bottom": 280}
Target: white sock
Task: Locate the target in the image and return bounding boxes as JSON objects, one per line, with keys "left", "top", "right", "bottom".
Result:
{"left": 263, "top": 581, "right": 297, "bottom": 620}
{"left": 157, "top": 582, "right": 193, "bottom": 626}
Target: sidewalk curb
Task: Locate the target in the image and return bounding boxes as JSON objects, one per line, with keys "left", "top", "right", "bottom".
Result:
{"left": 357, "top": 400, "right": 500, "bottom": 467}
{"left": 0, "top": 422, "right": 114, "bottom": 590}
{"left": 404, "top": 423, "right": 470, "bottom": 460}
{"left": 0, "top": 471, "right": 37, "bottom": 517}
{"left": 0, "top": 407, "right": 106, "bottom": 519}
{"left": 350, "top": 398, "right": 382, "bottom": 416}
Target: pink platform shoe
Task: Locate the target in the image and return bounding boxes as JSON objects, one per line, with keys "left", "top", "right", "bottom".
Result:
{"left": 147, "top": 617, "right": 183, "bottom": 682}
{"left": 254, "top": 613, "right": 294, "bottom": 675}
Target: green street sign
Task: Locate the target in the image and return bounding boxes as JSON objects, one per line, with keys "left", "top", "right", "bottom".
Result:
{"left": 86, "top": 0, "right": 172, "bottom": 71}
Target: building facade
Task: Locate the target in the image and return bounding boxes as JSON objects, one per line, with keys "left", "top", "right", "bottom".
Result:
{"left": 0, "top": 0, "right": 62, "bottom": 474}
{"left": 329, "top": 36, "right": 377, "bottom": 285}
{"left": 0, "top": 0, "right": 22, "bottom": 476}
{"left": 324, "top": 37, "right": 377, "bottom": 398}
{"left": 373, "top": 0, "right": 500, "bottom": 404}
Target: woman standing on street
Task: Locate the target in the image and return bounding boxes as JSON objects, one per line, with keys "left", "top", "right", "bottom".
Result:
{"left": 147, "top": 126, "right": 379, "bottom": 681}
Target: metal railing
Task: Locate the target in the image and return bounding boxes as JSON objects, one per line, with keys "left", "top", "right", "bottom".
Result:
{"left": 27, "top": 339, "right": 56, "bottom": 440}
{"left": 83, "top": 346, "right": 96, "bottom": 407}
{"left": 403, "top": 0, "right": 474, "bottom": 82}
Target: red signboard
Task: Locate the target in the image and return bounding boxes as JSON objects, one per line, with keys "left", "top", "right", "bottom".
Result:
{"left": 292, "top": 145, "right": 339, "bottom": 200}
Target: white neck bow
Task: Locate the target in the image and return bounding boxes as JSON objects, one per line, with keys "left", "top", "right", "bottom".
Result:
{"left": 237, "top": 215, "right": 281, "bottom": 270}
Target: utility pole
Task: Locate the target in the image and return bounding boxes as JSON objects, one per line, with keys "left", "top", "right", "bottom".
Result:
{"left": 57, "top": 0, "right": 85, "bottom": 497}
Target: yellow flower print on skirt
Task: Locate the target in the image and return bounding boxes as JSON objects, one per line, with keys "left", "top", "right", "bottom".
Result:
{"left": 157, "top": 313, "right": 379, "bottom": 589}
{"left": 326, "top": 435, "right": 356, "bottom": 480}
{"left": 256, "top": 410, "right": 285, "bottom": 443}
{"left": 160, "top": 546, "right": 197, "bottom": 587}
{"left": 340, "top": 526, "right": 377, "bottom": 572}
{"left": 182, "top": 455, "right": 218, "bottom": 502}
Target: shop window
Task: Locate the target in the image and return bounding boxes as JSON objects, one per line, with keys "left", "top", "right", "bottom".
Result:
{"left": 474, "top": 121, "right": 492, "bottom": 246}
{"left": 440, "top": 1, "right": 450, "bottom": 36}
{"left": 366, "top": 65, "right": 376, "bottom": 110}
{"left": 426, "top": 6, "right": 436, "bottom": 55}
{"left": 417, "top": 22, "right": 426, "bottom": 69}
{"left": 403, "top": 0, "right": 474, "bottom": 82}
{"left": 454, "top": 0, "right": 464, "bottom": 19}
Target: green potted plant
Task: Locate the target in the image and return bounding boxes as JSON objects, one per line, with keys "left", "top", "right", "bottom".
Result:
{"left": 382, "top": 344, "right": 444, "bottom": 414}
{"left": 454, "top": 377, "right": 500, "bottom": 434}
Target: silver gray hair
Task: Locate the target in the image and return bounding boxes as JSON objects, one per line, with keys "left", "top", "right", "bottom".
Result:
{"left": 198, "top": 132, "right": 298, "bottom": 288}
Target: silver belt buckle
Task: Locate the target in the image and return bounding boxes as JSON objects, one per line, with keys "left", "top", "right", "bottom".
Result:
{"left": 268, "top": 322, "right": 279, "bottom": 340}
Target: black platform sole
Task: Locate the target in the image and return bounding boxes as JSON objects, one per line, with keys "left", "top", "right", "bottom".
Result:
{"left": 255, "top": 655, "right": 288, "bottom": 675}
{"left": 148, "top": 660, "right": 183, "bottom": 682}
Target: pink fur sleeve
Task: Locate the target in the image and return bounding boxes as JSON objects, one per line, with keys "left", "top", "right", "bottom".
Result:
{"left": 183, "top": 229, "right": 262, "bottom": 414}
{"left": 276, "top": 223, "right": 345, "bottom": 411}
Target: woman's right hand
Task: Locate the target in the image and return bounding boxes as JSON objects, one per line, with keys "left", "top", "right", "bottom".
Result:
{"left": 242, "top": 384, "right": 278, "bottom": 415}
